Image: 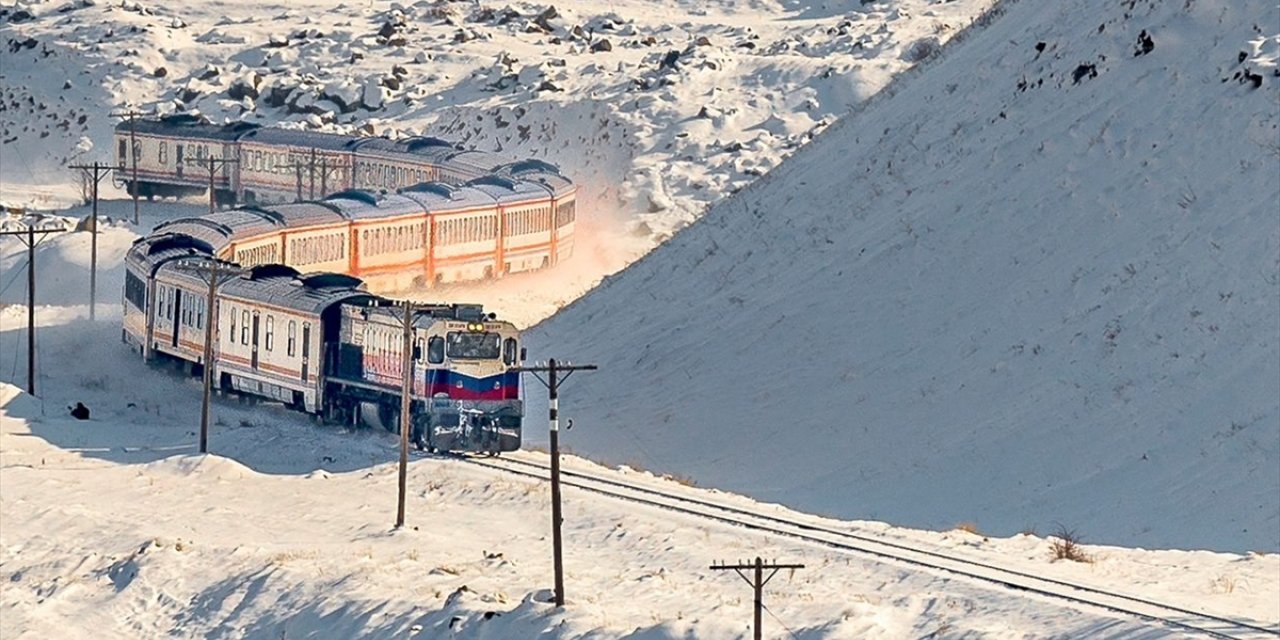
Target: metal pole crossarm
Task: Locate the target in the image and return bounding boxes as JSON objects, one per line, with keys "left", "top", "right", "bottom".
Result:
{"left": 510, "top": 358, "right": 599, "bottom": 608}
{"left": 1, "top": 223, "right": 70, "bottom": 396}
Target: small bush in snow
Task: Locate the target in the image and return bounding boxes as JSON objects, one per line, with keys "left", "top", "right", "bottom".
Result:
{"left": 1049, "top": 525, "right": 1093, "bottom": 563}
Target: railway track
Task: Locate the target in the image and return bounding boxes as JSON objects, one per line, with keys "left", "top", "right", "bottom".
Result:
{"left": 461, "top": 452, "right": 1278, "bottom": 640}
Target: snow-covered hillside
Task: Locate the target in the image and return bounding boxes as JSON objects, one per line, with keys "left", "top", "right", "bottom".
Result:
{"left": 527, "top": 0, "right": 1280, "bottom": 553}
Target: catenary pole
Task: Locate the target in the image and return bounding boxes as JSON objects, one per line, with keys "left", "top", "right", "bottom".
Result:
{"left": 69, "top": 161, "right": 114, "bottom": 321}
{"left": 710, "top": 557, "right": 805, "bottom": 640}
{"left": 512, "top": 358, "right": 598, "bottom": 607}
{"left": 1, "top": 219, "right": 69, "bottom": 396}
{"left": 396, "top": 298, "right": 413, "bottom": 528}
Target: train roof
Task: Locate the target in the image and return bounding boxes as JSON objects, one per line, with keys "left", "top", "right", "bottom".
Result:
{"left": 237, "top": 127, "right": 363, "bottom": 152}
{"left": 464, "top": 174, "right": 555, "bottom": 203}
{"left": 399, "top": 182, "right": 501, "bottom": 211}
{"left": 124, "top": 233, "right": 216, "bottom": 275}
{"left": 322, "top": 191, "right": 428, "bottom": 221}
{"left": 118, "top": 115, "right": 261, "bottom": 141}
{"left": 207, "top": 264, "right": 373, "bottom": 315}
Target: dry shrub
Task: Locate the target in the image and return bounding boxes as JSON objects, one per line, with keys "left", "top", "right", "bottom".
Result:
{"left": 953, "top": 522, "right": 980, "bottom": 535}
{"left": 1049, "top": 525, "right": 1093, "bottom": 563}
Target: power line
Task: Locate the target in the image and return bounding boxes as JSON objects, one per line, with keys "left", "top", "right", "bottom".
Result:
{"left": 709, "top": 557, "right": 805, "bottom": 640}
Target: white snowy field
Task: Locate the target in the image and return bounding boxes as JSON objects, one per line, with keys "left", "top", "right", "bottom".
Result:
{"left": 1, "top": 311, "right": 1278, "bottom": 638}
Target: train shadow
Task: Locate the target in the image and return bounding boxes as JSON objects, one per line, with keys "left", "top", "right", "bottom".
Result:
{"left": 1, "top": 313, "right": 405, "bottom": 476}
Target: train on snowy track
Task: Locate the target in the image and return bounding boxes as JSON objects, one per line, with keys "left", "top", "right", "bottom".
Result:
{"left": 112, "top": 115, "right": 577, "bottom": 286}
{"left": 123, "top": 235, "right": 525, "bottom": 453}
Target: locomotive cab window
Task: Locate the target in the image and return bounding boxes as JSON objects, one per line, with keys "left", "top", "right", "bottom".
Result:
{"left": 427, "top": 336, "right": 444, "bottom": 364}
{"left": 503, "top": 338, "right": 518, "bottom": 365}
{"left": 446, "top": 332, "right": 501, "bottom": 360}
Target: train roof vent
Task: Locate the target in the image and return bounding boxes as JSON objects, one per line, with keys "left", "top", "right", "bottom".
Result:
{"left": 298, "top": 273, "right": 365, "bottom": 290}
{"left": 226, "top": 121, "right": 261, "bottom": 134}
{"left": 246, "top": 264, "right": 300, "bottom": 281}
{"left": 401, "top": 182, "right": 457, "bottom": 198}
{"left": 503, "top": 159, "right": 560, "bottom": 175}
{"left": 324, "top": 190, "right": 380, "bottom": 206}
{"left": 404, "top": 136, "right": 455, "bottom": 152}
{"left": 466, "top": 175, "right": 518, "bottom": 190}
{"left": 159, "top": 113, "right": 208, "bottom": 126}
{"left": 146, "top": 234, "right": 214, "bottom": 256}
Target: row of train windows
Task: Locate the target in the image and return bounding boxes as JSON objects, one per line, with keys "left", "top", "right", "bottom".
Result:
{"left": 362, "top": 223, "right": 424, "bottom": 256}
{"left": 438, "top": 217, "right": 497, "bottom": 246}
{"left": 243, "top": 148, "right": 346, "bottom": 180}
{"left": 556, "top": 200, "right": 577, "bottom": 225}
{"left": 506, "top": 207, "right": 552, "bottom": 237}
{"left": 228, "top": 307, "right": 307, "bottom": 357}
{"left": 125, "top": 141, "right": 216, "bottom": 167}
{"left": 155, "top": 286, "right": 207, "bottom": 330}
{"left": 289, "top": 233, "right": 346, "bottom": 266}
{"left": 236, "top": 245, "right": 279, "bottom": 267}
{"left": 358, "top": 162, "right": 432, "bottom": 189}
{"left": 364, "top": 328, "right": 520, "bottom": 365}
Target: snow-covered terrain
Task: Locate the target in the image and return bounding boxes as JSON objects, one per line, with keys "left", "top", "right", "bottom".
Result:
{"left": 526, "top": 0, "right": 1280, "bottom": 554}
{"left": 2, "top": 0, "right": 1280, "bottom": 634}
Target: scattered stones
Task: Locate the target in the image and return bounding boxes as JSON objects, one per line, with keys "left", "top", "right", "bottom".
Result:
{"left": 1133, "top": 30, "right": 1154, "bottom": 57}
{"left": 1071, "top": 62, "right": 1098, "bottom": 84}
{"left": 590, "top": 38, "right": 613, "bottom": 53}
{"left": 267, "top": 33, "right": 289, "bottom": 48}
{"left": 227, "top": 72, "right": 263, "bottom": 100}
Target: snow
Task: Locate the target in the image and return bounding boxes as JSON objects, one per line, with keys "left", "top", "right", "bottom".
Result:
{"left": 1, "top": 0, "right": 1279, "bottom": 635}
{"left": 525, "top": 0, "right": 1280, "bottom": 553}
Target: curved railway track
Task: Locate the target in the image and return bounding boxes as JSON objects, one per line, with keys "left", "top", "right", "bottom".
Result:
{"left": 459, "top": 452, "right": 1278, "bottom": 640}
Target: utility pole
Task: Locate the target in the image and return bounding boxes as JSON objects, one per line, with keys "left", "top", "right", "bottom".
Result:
{"left": 710, "top": 558, "right": 805, "bottom": 640}
{"left": 110, "top": 108, "right": 151, "bottom": 225}
{"left": 396, "top": 298, "right": 413, "bottom": 528}
{"left": 186, "top": 156, "right": 239, "bottom": 214}
{"left": 69, "top": 161, "right": 113, "bottom": 321}
{"left": 285, "top": 150, "right": 349, "bottom": 202}
{"left": 0, "top": 219, "right": 69, "bottom": 396}
{"left": 511, "top": 358, "right": 598, "bottom": 607}
{"left": 171, "top": 257, "right": 247, "bottom": 454}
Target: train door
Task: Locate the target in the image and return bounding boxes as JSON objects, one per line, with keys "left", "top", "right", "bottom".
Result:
{"left": 251, "top": 311, "right": 260, "bottom": 369}
{"left": 176, "top": 144, "right": 185, "bottom": 178}
{"left": 301, "top": 322, "right": 311, "bottom": 381}
{"left": 171, "top": 289, "right": 183, "bottom": 348}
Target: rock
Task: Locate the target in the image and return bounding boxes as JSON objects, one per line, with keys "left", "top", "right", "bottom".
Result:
{"left": 377, "top": 21, "right": 400, "bottom": 40}
{"left": 391, "top": 64, "right": 408, "bottom": 77}
{"left": 180, "top": 87, "right": 201, "bottom": 103}
{"left": 320, "top": 79, "right": 361, "bottom": 113}
{"left": 267, "top": 33, "right": 289, "bottom": 48}
{"left": 381, "top": 75, "right": 400, "bottom": 91}
{"left": 227, "top": 73, "right": 263, "bottom": 100}
{"left": 590, "top": 38, "right": 612, "bottom": 53}
{"left": 197, "top": 64, "right": 220, "bottom": 80}
{"left": 694, "top": 35, "right": 711, "bottom": 47}
{"left": 413, "top": 51, "right": 430, "bottom": 63}
{"left": 533, "top": 5, "right": 558, "bottom": 32}
{"left": 169, "top": 16, "right": 186, "bottom": 28}
{"left": 537, "top": 79, "right": 562, "bottom": 92}
{"left": 7, "top": 9, "right": 35, "bottom": 22}
{"left": 153, "top": 66, "right": 168, "bottom": 78}
{"left": 901, "top": 36, "right": 939, "bottom": 62}
{"left": 361, "top": 77, "right": 387, "bottom": 110}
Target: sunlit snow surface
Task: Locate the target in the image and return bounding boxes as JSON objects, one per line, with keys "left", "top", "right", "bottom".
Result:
{"left": 2, "top": 0, "right": 1279, "bottom": 635}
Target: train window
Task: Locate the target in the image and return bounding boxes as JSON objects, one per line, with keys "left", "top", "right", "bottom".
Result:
{"left": 503, "top": 338, "right": 517, "bottom": 365}
{"left": 446, "top": 332, "right": 501, "bottom": 360}
{"left": 196, "top": 297, "right": 204, "bottom": 330}
{"left": 241, "top": 310, "right": 250, "bottom": 344}
{"left": 288, "top": 320, "right": 297, "bottom": 356}
{"left": 230, "top": 307, "right": 237, "bottom": 341}
{"left": 133, "top": 143, "right": 142, "bottom": 163}
{"left": 427, "top": 336, "right": 444, "bottom": 364}
{"left": 118, "top": 140, "right": 127, "bottom": 164}
{"left": 414, "top": 338, "right": 423, "bottom": 360}
{"left": 265, "top": 316, "right": 274, "bottom": 351}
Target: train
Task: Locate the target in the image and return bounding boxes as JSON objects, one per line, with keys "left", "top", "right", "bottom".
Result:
{"left": 112, "top": 115, "right": 587, "bottom": 452}
{"left": 123, "top": 234, "right": 524, "bottom": 453}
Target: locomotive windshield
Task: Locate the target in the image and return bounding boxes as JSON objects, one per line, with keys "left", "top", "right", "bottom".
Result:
{"left": 446, "top": 332, "right": 502, "bottom": 359}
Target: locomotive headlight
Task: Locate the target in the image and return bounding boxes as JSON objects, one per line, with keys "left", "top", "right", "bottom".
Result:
{"left": 467, "top": 322, "right": 485, "bottom": 332}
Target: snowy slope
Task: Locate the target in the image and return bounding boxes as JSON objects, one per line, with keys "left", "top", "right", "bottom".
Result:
{"left": 526, "top": 0, "right": 1280, "bottom": 553}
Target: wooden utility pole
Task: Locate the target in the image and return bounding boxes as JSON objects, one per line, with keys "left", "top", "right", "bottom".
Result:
{"left": 511, "top": 358, "right": 599, "bottom": 607}
{"left": 186, "top": 156, "right": 239, "bottom": 214}
{"left": 396, "top": 299, "right": 413, "bottom": 528}
{"left": 69, "top": 161, "right": 113, "bottom": 321}
{"left": 110, "top": 108, "right": 151, "bottom": 225}
{"left": 710, "top": 558, "right": 805, "bottom": 640}
{"left": 171, "top": 257, "right": 246, "bottom": 454}
{"left": 0, "top": 220, "right": 69, "bottom": 396}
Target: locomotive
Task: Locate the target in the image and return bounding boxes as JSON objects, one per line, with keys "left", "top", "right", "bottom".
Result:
{"left": 124, "top": 234, "right": 524, "bottom": 453}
